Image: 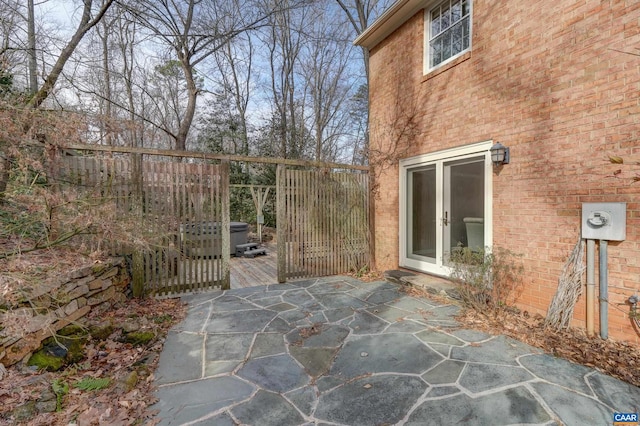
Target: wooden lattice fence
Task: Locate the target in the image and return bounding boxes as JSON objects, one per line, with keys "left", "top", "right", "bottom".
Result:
{"left": 50, "top": 144, "right": 371, "bottom": 291}
{"left": 277, "top": 165, "right": 370, "bottom": 281}
{"left": 57, "top": 155, "right": 230, "bottom": 295}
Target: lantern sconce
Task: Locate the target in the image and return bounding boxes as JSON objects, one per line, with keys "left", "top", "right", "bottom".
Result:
{"left": 490, "top": 142, "right": 510, "bottom": 166}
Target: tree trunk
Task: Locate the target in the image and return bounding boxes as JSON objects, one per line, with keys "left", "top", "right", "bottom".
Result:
{"left": 101, "top": 18, "right": 113, "bottom": 146}
{"left": 27, "top": 0, "right": 114, "bottom": 109}
{"left": 175, "top": 60, "right": 197, "bottom": 152}
{"left": 27, "top": 0, "right": 37, "bottom": 95}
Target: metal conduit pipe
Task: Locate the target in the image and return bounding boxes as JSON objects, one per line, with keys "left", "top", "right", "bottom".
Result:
{"left": 599, "top": 240, "right": 608, "bottom": 340}
{"left": 586, "top": 239, "right": 595, "bottom": 336}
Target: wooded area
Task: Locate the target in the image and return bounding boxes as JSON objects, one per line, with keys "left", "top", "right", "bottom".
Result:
{"left": 1, "top": 0, "right": 393, "bottom": 167}
{"left": 0, "top": 0, "right": 391, "bottom": 283}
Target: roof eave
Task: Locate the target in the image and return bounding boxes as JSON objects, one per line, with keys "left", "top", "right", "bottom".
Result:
{"left": 354, "top": 0, "right": 426, "bottom": 49}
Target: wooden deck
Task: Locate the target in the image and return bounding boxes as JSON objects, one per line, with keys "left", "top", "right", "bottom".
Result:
{"left": 230, "top": 242, "right": 278, "bottom": 288}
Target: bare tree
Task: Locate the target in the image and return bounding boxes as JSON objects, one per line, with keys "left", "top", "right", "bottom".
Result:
{"left": 105, "top": 5, "right": 153, "bottom": 148}
{"left": 301, "top": 1, "right": 354, "bottom": 162}
{"left": 148, "top": 59, "right": 194, "bottom": 149}
{"left": 27, "top": 0, "right": 115, "bottom": 109}
{"left": 334, "top": 0, "right": 392, "bottom": 80}
{"left": 69, "top": 1, "right": 198, "bottom": 149}
{"left": 212, "top": 35, "right": 254, "bottom": 157}
{"left": 334, "top": 0, "right": 394, "bottom": 164}
{"left": 94, "top": 10, "right": 116, "bottom": 145}
{"left": 114, "top": 10, "right": 143, "bottom": 147}
{"left": 27, "top": 0, "right": 37, "bottom": 94}
{"left": 262, "top": 0, "right": 310, "bottom": 159}
{"left": 347, "top": 84, "right": 369, "bottom": 164}
{"left": 125, "top": 0, "right": 292, "bottom": 151}
{"left": 0, "top": 0, "right": 28, "bottom": 92}
{"left": 0, "top": 0, "right": 115, "bottom": 202}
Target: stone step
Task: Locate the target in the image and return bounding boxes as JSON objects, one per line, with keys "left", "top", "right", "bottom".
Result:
{"left": 384, "top": 270, "right": 460, "bottom": 300}
{"left": 243, "top": 248, "right": 267, "bottom": 258}
{"left": 235, "top": 243, "right": 259, "bottom": 257}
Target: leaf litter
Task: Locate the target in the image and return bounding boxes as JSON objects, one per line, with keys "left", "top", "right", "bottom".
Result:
{"left": 403, "top": 284, "right": 640, "bottom": 387}
{"left": 0, "top": 297, "right": 186, "bottom": 425}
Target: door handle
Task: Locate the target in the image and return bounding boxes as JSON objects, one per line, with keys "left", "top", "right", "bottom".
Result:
{"left": 443, "top": 211, "right": 449, "bottom": 226}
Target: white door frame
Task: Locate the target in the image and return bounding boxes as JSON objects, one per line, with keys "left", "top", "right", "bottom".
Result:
{"left": 399, "top": 141, "right": 494, "bottom": 276}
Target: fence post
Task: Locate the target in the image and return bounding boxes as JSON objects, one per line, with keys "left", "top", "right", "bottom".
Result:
{"left": 132, "top": 153, "right": 143, "bottom": 201}
{"left": 131, "top": 250, "right": 145, "bottom": 297}
{"left": 220, "top": 161, "right": 231, "bottom": 290}
{"left": 276, "top": 164, "right": 286, "bottom": 283}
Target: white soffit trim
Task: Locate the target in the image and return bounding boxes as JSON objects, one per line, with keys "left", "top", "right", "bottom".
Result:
{"left": 354, "top": 0, "right": 425, "bottom": 50}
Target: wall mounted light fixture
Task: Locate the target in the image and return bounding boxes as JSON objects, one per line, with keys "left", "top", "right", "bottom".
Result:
{"left": 490, "top": 142, "right": 510, "bottom": 166}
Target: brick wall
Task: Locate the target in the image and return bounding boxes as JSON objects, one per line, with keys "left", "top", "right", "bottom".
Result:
{"left": 368, "top": 0, "right": 640, "bottom": 343}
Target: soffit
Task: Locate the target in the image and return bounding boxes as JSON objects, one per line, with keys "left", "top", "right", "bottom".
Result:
{"left": 354, "top": 0, "right": 426, "bottom": 50}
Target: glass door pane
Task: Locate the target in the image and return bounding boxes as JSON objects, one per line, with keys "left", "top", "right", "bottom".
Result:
{"left": 408, "top": 166, "right": 437, "bottom": 262}
{"left": 444, "top": 157, "right": 485, "bottom": 257}
{"left": 400, "top": 142, "right": 492, "bottom": 276}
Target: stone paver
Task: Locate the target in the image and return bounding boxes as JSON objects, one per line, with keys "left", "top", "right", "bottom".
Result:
{"left": 315, "top": 375, "right": 427, "bottom": 426}
{"left": 238, "top": 354, "right": 309, "bottom": 393}
{"left": 406, "top": 386, "right": 551, "bottom": 425}
{"left": 231, "top": 390, "right": 305, "bottom": 426}
{"left": 153, "top": 276, "right": 639, "bottom": 425}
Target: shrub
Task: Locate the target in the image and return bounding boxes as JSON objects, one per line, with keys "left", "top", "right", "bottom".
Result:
{"left": 448, "top": 246, "right": 524, "bottom": 315}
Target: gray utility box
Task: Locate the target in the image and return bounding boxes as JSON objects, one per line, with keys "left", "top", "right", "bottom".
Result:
{"left": 180, "top": 221, "right": 249, "bottom": 257}
{"left": 581, "top": 202, "right": 626, "bottom": 241}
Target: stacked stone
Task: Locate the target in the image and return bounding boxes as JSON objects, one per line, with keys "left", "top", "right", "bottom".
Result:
{"left": 0, "top": 258, "right": 130, "bottom": 367}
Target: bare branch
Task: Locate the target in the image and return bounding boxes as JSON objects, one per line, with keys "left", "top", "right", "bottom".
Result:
{"left": 27, "top": 0, "right": 116, "bottom": 109}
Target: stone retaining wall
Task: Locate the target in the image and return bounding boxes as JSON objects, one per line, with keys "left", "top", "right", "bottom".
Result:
{"left": 0, "top": 258, "right": 130, "bottom": 367}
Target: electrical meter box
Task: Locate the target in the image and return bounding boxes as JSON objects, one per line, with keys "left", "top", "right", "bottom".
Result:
{"left": 581, "top": 202, "right": 626, "bottom": 241}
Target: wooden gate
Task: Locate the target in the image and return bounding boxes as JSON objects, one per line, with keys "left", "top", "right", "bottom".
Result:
{"left": 59, "top": 156, "right": 230, "bottom": 295}
{"left": 276, "top": 165, "right": 370, "bottom": 281}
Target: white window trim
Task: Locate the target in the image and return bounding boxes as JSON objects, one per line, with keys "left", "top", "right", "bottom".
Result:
{"left": 399, "top": 141, "right": 493, "bottom": 277}
{"left": 423, "top": 0, "right": 473, "bottom": 75}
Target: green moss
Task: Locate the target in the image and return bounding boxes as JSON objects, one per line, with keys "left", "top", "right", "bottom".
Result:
{"left": 91, "top": 264, "right": 108, "bottom": 275}
{"left": 31, "top": 334, "right": 88, "bottom": 371}
{"left": 34, "top": 307, "right": 50, "bottom": 316}
{"left": 123, "top": 371, "right": 138, "bottom": 393}
{"left": 64, "top": 338, "right": 87, "bottom": 364}
{"left": 13, "top": 401, "right": 36, "bottom": 421}
{"left": 58, "top": 325, "right": 87, "bottom": 337}
{"left": 28, "top": 350, "right": 66, "bottom": 372}
{"left": 122, "top": 331, "right": 155, "bottom": 346}
{"left": 152, "top": 314, "right": 173, "bottom": 324}
{"left": 89, "top": 324, "right": 114, "bottom": 340}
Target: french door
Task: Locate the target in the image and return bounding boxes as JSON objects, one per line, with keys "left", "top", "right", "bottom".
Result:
{"left": 400, "top": 142, "right": 493, "bottom": 276}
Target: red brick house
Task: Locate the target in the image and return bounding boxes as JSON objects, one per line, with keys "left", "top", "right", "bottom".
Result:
{"left": 356, "top": 0, "right": 640, "bottom": 343}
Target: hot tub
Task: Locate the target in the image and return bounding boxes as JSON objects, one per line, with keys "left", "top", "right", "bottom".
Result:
{"left": 179, "top": 221, "right": 248, "bottom": 258}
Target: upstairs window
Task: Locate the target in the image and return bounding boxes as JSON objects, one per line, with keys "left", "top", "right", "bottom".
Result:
{"left": 428, "top": 0, "right": 471, "bottom": 70}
